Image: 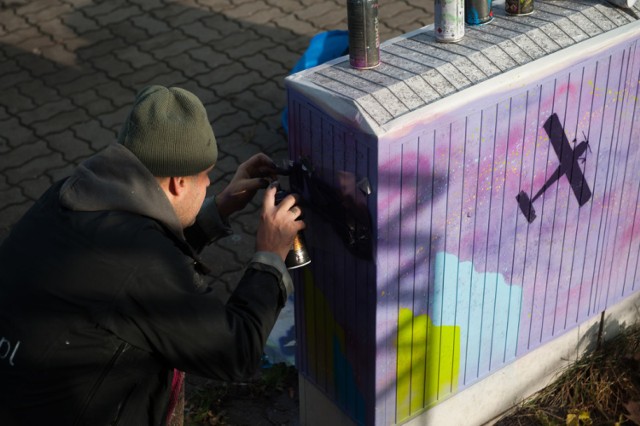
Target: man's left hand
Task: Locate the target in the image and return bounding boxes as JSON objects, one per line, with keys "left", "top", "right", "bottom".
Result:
{"left": 216, "top": 153, "right": 278, "bottom": 218}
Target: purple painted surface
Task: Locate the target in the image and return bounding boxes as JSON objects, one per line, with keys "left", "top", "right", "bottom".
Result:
{"left": 289, "top": 35, "right": 640, "bottom": 426}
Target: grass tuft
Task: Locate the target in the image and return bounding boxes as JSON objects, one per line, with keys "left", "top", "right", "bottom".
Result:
{"left": 496, "top": 323, "right": 640, "bottom": 426}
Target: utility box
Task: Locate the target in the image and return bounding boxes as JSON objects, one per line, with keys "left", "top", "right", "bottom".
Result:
{"left": 285, "top": 1, "right": 640, "bottom": 424}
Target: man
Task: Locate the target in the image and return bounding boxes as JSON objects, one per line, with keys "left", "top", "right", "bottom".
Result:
{"left": 0, "top": 85, "right": 304, "bottom": 425}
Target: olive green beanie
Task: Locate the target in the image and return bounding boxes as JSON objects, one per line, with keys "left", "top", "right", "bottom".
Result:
{"left": 118, "top": 85, "right": 218, "bottom": 177}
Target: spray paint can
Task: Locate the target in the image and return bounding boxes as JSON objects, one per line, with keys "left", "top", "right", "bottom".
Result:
{"left": 505, "top": 0, "right": 533, "bottom": 15}
{"left": 347, "top": 0, "right": 380, "bottom": 69}
{"left": 275, "top": 190, "right": 311, "bottom": 270}
{"left": 435, "top": 0, "right": 465, "bottom": 43}
{"left": 607, "top": 0, "right": 637, "bottom": 7}
{"left": 466, "top": 0, "right": 493, "bottom": 25}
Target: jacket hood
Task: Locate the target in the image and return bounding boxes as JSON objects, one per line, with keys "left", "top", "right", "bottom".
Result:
{"left": 59, "top": 143, "right": 185, "bottom": 239}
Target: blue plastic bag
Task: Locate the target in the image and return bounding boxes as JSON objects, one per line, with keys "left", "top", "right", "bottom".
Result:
{"left": 281, "top": 30, "right": 349, "bottom": 135}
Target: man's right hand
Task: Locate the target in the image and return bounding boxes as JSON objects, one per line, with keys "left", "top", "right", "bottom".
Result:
{"left": 256, "top": 184, "right": 306, "bottom": 261}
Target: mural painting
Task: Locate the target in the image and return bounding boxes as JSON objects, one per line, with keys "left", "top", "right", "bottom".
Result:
{"left": 382, "top": 46, "right": 640, "bottom": 422}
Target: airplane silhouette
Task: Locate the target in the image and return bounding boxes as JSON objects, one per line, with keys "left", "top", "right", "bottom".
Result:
{"left": 517, "top": 113, "right": 592, "bottom": 223}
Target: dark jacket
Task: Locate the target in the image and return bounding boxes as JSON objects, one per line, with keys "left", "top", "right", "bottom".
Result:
{"left": 0, "top": 144, "right": 292, "bottom": 425}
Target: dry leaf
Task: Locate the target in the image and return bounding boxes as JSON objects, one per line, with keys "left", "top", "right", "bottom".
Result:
{"left": 624, "top": 401, "right": 640, "bottom": 425}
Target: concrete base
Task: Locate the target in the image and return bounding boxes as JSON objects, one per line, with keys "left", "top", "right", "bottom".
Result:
{"left": 298, "top": 291, "right": 640, "bottom": 426}
{"left": 299, "top": 375, "right": 356, "bottom": 426}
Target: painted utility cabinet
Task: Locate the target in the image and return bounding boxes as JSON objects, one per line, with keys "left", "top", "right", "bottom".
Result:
{"left": 285, "top": 1, "right": 640, "bottom": 424}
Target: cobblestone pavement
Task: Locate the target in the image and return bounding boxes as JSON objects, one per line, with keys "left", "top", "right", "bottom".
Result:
{"left": 0, "top": 0, "right": 434, "bottom": 286}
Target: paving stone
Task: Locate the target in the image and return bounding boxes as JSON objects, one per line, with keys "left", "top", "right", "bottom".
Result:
{"left": 4, "top": 152, "right": 66, "bottom": 185}
{"left": 241, "top": 53, "right": 288, "bottom": 79}
{"left": 91, "top": 53, "right": 134, "bottom": 77}
{"left": 0, "top": 188, "right": 29, "bottom": 215}
{"left": 95, "top": 105, "right": 130, "bottom": 133}
{"left": 226, "top": 36, "right": 278, "bottom": 60}
{"left": 211, "top": 109, "right": 255, "bottom": 137}
{"left": 14, "top": 52, "right": 60, "bottom": 76}
{"left": 273, "top": 13, "right": 318, "bottom": 37}
{"left": 0, "top": 57, "right": 21, "bottom": 75}
{"left": 0, "top": 117, "right": 38, "bottom": 149}
{"left": 14, "top": 0, "right": 50, "bottom": 16}
{"left": 0, "top": 135, "right": 8, "bottom": 155}
{"left": 216, "top": 69, "right": 264, "bottom": 97}
{"left": 187, "top": 45, "right": 233, "bottom": 67}
{"left": 61, "top": 12, "right": 100, "bottom": 33}
{"left": 180, "top": 20, "right": 222, "bottom": 42}
{"left": 20, "top": 175, "right": 52, "bottom": 200}
{"left": 82, "top": 1, "right": 126, "bottom": 19}
{"left": 264, "top": 0, "right": 303, "bottom": 14}
{"left": 165, "top": 52, "right": 210, "bottom": 76}
{"left": 93, "top": 80, "right": 135, "bottom": 107}
{"left": 224, "top": 2, "right": 272, "bottom": 21}
{"left": 0, "top": 26, "right": 42, "bottom": 47}
{"left": 130, "top": 14, "right": 172, "bottom": 36}
{"left": 114, "top": 45, "right": 157, "bottom": 69}
{"left": 72, "top": 119, "right": 119, "bottom": 149}
{"left": 147, "top": 70, "right": 190, "bottom": 89}
{"left": 178, "top": 83, "right": 217, "bottom": 105}
{"left": 152, "top": 38, "right": 201, "bottom": 60}
{"left": 0, "top": 87, "right": 36, "bottom": 114}
{"left": 55, "top": 71, "right": 106, "bottom": 96}
{"left": 262, "top": 44, "right": 303, "bottom": 70}
{"left": 1, "top": 140, "right": 50, "bottom": 171}
{"left": 46, "top": 164, "right": 77, "bottom": 186}
{"left": 70, "top": 92, "right": 114, "bottom": 117}
{"left": 385, "top": 9, "right": 432, "bottom": 32}
{"left": 196, "top": 61, "right": 247, "bottom": 87}
{"left": 31, "top": 109, "right": 90, "bottom": 136}
{"left": 39, "top": 43, "right": 79, "bottom": 67}
{"left": 38, "top": 18, "right": 79, "bottom": 42}
{"left": 312, "top": 9, "right": 347, "bottom": 28}
{"left": 205, "top": 99, "right": 237, "bottom": 121}
{"left": 237, "top": 6, "right": 287, "bottom": 25}
{"left": 107, "top": 20, "right": 152, "bottom": 44}
{"left": 0, "top": 172, "right": 8, "bottom": 190}
{"left": 23, "top": 98, "right": 78, "bottom": 126}
{"left": 46, "top": 130, "right": 95, "bottom": 162}
{"left": 26, "top": 3, "right": 73, "bottom": 22}
{"left": 119, "top": 62, "right": 173, "bottom": 89}
{"left": 209, "top": 28, "right": 260, "bottom": 51}
{"left": 237, "top": 93, "right": 281, "bottom": 120}
{"left": 62, "top": 27, "right": 111, "bottom": 53}
{"left": 381, "top": 1, "right": 413, "bottom": 18}
{"left": 200, "top": 13, "right": 243, "bottom": 35}
{"left": 158, "top": 7, "right": 208, "bottom": 26}
{"left": 17, "top": 79, "right": 61, "bottom": 106}
{"left": 294, "top": 3, "right": 340, "bottom": 21}
{"left": 0, "top": 9, "right": 30, "bottom": 32}
{"left": 250, "top": 79, "right": 287, "bottom": 108}
{"left": 136, "top": 0, "right": 168, "bottom": 12}
{"left": 76, "top": 36, "right": 127, "bottom": 60}
{"left": 93, "top": 5, "right": 142, "bottom": 26}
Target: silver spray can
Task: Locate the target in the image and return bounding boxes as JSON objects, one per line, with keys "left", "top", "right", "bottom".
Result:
{"left": 347, "top": 0, "right": 380, "bottom": 69}
{"left": 435, "top": 0, "right": 464, "bottom": 43}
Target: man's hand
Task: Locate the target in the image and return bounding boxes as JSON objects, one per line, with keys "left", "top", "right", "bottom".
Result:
{"left": 256, "top": 184, "right": 306, "bottom": 261}
{"left": 216, "top": 153, "right": 278, "bottom": 219}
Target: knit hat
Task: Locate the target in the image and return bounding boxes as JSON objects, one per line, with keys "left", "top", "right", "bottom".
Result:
{"left": 118, "top": 85, "right": 218, "bottom": 177}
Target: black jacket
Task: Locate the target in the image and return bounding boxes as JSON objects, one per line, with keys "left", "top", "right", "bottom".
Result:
{"left": 0, "top": 144, "right": 292, "bottom": 425}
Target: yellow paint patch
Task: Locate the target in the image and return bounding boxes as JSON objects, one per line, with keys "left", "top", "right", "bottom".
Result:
{"left": 396, "top": 308, "right": 461, "bottom": 422}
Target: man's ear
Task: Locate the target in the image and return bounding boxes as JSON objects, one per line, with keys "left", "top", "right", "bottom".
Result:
{"left": 167, "top": 176, "right": 188, "bottom": 197}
